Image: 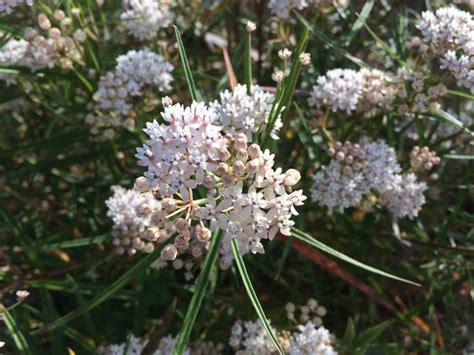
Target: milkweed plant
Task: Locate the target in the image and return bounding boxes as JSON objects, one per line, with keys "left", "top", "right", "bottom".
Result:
{"left": 0, "top": 0, "right": 473, "bottom": 354}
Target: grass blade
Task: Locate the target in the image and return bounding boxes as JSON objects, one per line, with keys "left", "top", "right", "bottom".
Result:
{"left": 231, "top": 239, "right": 284, "bottom": 355}
{"left": 356, "top": 13, "right": 405, "bottom": 66}
{"left": 3, "top": 308, "right": 32, "bottom": 355}
{"left": 173, "top": 230, "right": 222, "bottom": 355}
{"left": 31, "top": 236, "right": 174, "bottom": 335}
{"left": 447, "top": 89, "right": 474, "bottom": 100}
{"left": 295, "top": 12, "right": 368, "bottom": 68}
{"left": 263, "top": 26, "right": 311, "bottom": 144}
{"left": 244, "top": 31, "right": 252, "bottom": 93}
{"left": 173, "top": 25, "right": 200, "bottom": 102}
{"left": 42, "top": 234, "right": 108, "bottom": 250}
{"left": 291, "top": 227, "right": 420, "bottom": 286}
{"left": 423, "top": 110, "right": 474, "bottom": 137}
{"left": 443, "top": 154, "right": 474, "bottom": 160}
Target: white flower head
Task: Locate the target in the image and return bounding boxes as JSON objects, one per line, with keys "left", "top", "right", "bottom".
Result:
{"left": 121, "top": 0, "right": 173, "bottom": 40}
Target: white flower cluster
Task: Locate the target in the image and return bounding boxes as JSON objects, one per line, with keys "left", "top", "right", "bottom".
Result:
{"left": 121, "top": 0, "right": 173, "bottom": 40}
{"left": 134, "top": 101, "right": 306, "bottom": 270}
{"left": 86, "top": 49, "right": 174, "bottom": 138}
{"left": 418, "top": 7, "right": 474, "bottom": 93}
{"left": 211, "top": 84, "right": 283, "bottom": 141}
{"left": 0, "top": 39, "right": 29, "bottom": 84}
{"left": 268, "top": 0, "right": 346, "bottom": 19}
{"left": 311, "top": 140, "right": 428, "bottom": 219}
{"left": 230, "top": 299, "right": 336, "bottom": 354}
{"left": 0, "top": 0, "right": 32, "bottom": 15}
{"left": 0, "top": 11, "right": 84, "bottom": 75}
{"left": 309, "top": 68, "right": 397, "bottom": 115}
{"left": 99, "top": 334, "right": 223, "bottom": 355}
{"left": 105, "top": 186, "right": 163, "bottom": 256}
{"left": 268, "top": 0, "right": 309, "bottom": 19}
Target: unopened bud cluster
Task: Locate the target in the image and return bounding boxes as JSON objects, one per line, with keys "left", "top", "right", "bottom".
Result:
{"left": 0, "top": 10, "right": 84, "bottom": 76}
{"left": 285, "top": 298, "right": 327, "bottom": 327}
{"left": 327, "top": 141, "right": 367, "bottom": 176}
{"left": 410, "top": 146, "right": 441, "bottom": 172}
{"left": 105, "top": 186, "right": 164, "bottom": 256}
{"left": 86, "top": 49, "right": 174, "bottom": 138}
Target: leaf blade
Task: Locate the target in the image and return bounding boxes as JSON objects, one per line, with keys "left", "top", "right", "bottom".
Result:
{"left": 291, "top": 227, "right": 420, "bottom": 286}
{"left": 231, "top": 239, "right": 284, "bottom": 355}
{"left": 173, "top": 230, "right": 222, "bottom": 354}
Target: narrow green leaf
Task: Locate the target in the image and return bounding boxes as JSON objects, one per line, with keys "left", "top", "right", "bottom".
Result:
{"left": 295, "top": 12, "right": 369, "bottom": 68}
{"left": 31, "top": 236, "right": 174, "bottom": 335}
{"left": 262, "top": 26, "right": 311, "bottom": 145}
{"left": 345, "top": 0, "right": 375, "bottom": 44}
{"left": 72, "top": 68, "right": 94, "bottom": 95}
{"left": 447, "top": 89, "right": 474, "bottom": 100}
{"left": 356, "top": 13, "right": 405, "bottom": 66}
{"left": 231, "top": 240, "right": 284, "bottom": 355}
{"left": 423, "top": 110, "right": 474, "bottom": 137}
{"left": 173, "top": 25, "right": 200, "bottom": 102}
{"left": 3, "top": 309, "right": 32, "bottom": 355}
{"left": 354, "top": 320, "right": 394, "bottom": 348}
{"left": 291, "top": 227, "right": 420, "bottom": 286}
{"left": 443, "top": 153, "right": 474, "bottom": 160}
{"left": 42, "top": 234, "right": 108, "bottom": 250}
{"left": 342, "top": 317, "right": 356, "bottom": 346}
{"left": 173, "top": 230, "right": 222, "bottom": 355}
{"left": 244, "top": 32, "right": 252, "bottom": 94}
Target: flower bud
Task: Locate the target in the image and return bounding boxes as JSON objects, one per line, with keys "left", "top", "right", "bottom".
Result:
{"left": 162, "top": 198, "right": 177, "bottom": 212}
{"left": 143, "top": 243, "right": 155, "bottom": 253}
{"left": 246, "top": 160, "right": 259, "bottom": 174}
{"left": 247, "top": 144, "right": 261, "bottom": 158}
{"left": 24, "top": 27, "right": 37, "bottom": 40}
{"left": 38, "top": 14, "right": 51, "bottom": 30}
{"left": 50, "top": 27, "right": 62, "bottom": 39}
{"left": 161, "top": 244, "right": 178, "bottom": 261}
{"left": 174, "top": 218, "right": 189, "bottom": 232}
{"left": 218, "top": 148, "right": 231, "bottom": 161}
{"left": 236, "top": 149, "right": 248, "bottom": 161}
{"left": 150, "top": 210, "right": 166, "bottom": 225}
{"left": 145, "top": 227, "right": 161, "bottom": 242}
{"left": 196, "top": 225, "right": 211, "bottom": 242}
{"left": 278, "top": 48, "right": 292, "bottom": 60}
{"left": 53, "top": 10, "right": 66, "bottom": 21}
{"left": 134, "top": 177, "right": 151, "bottom": 192}
{"left": 135, "top": 203, "right": 151, "bottom": 217}
{"left": 245, "top": 21, "right": 256, "bottom": 33}
{"left": 172, "top": 259, "right": 184, "bottom": 269}
{"left": 284, "top": 169, "right": 301, "bottom": 186}
{"left": 216, "top": 162, "right": 228, "bottom": 175}
{"left": 299, "top": 52, "right": 311, "bottom": 65}
{"left": 162, "top": 96, "right": 173, "bottom": 107}
{"left": 233, "top": 161, "right": 246, "bottom": 176}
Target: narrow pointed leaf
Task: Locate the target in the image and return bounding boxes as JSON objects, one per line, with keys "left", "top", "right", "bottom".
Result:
{"left": 31, "top": 236, "right": 174, "bottom": 335}
{"left": 291, "top": 227, "right": 420, "bottom": 286}
{"left": 3, "top": 309, "right": 32, "bottom": 355}
{"left": 356, "top": 13, "right": 405, "bottom": 66}
{"left": 295, "top": 12, "right": 368, "bottom": 68}
{"left": 173, "top": 25, "right": 200, "bottom": 101}
{"left": 424, "top": 110, "right": 474, "bottom": 137}
{"left": 173, "top": 230, "right": 222, "bottom": 355}
{"left": 231, "top": 240, "right": 284, "bottom": 355}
